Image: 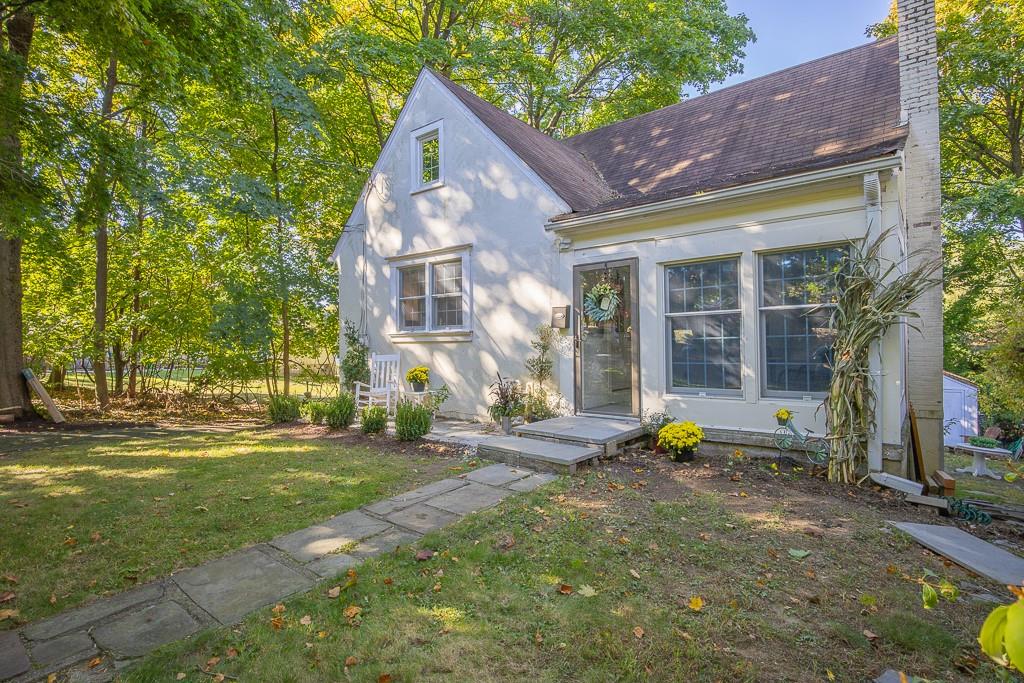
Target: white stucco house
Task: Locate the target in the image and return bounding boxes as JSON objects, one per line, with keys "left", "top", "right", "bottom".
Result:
{"left": 333, "top": 0, "right": 945, "bottom": 475}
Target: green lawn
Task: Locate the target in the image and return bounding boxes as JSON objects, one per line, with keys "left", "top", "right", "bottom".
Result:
{"left": 946, "top": 450, "right": 1024, "bottom": 506}
{"left": 0, "top": 427, "right": 460, "bottom": 623}
{"left": 124, "top": 456, "right": 1001, "bottom": 682}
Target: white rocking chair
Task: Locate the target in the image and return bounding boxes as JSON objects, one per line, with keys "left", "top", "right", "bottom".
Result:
{"left": 354, "top": 353, "right": 400, "bottom": 415}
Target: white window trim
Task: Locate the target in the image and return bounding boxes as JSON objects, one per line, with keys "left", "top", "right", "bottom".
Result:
{"left": 390, "top": 247, "right": 472, "bottom": 339}
{"left": 662, "top": 255, "right": 744, "bottom": 398}
{"left": 756, "top": 243, "right": 848, "bottom": 400}
{"left": 410, "top": 120, "right": 445, "bottom": 194}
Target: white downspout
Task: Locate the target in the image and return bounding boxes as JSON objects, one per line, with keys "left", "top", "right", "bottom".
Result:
{"left": 863, "top": 172, "right": 884, "bottom": 472}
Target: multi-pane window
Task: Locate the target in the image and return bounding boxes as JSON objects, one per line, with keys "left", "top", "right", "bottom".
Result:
{"left": 665, "top": 258, "right": 742, "bottom": 394}
{"left": 419, "top": 133, "right": 439, "bottom": 185}
{"left": 431, "top": 260, "right": 463, "bottom": 328}
{"left": 398, "top": 266, "right": 427, "bottom": 330}
{"left": 396, "top": 258, "right": 465, "bottom": 331}
{"left": 760, "top": 246, "right": 845, "bottom": 395}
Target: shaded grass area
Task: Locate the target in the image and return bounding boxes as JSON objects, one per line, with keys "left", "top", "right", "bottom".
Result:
{"left": 946, "top": 450, "right": 1024, "bottom": 506}
{"left": 0, "top": 427, "right": 460, "bottom": 622}
{"left": 126, "top": 459, "right": 1000, "bottom": 682}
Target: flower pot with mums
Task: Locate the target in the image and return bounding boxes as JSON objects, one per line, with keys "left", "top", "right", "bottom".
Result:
{"left": 774, "top": 407, "right": 793, "bottom": 427}
{"left": 658, "top": 421, "right": 705, "bottom": 463}
{"left": 406, "top": 366, "right": 430, "bottom": 392}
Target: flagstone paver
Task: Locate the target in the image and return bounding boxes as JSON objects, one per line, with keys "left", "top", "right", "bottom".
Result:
{"left": 268, "top": 509, "right": 393, "bottom": 562}
{"left": 92, "top": 602, "right": 201, "bottom": 658}
{"left": 7, "top": 459, "right": 561, "bottom": 682}
{"left": 171, "top": 546, "right": 313, "bottom": 625}
{"left": 425, "top": 482, "right": 513, "bottom": 515}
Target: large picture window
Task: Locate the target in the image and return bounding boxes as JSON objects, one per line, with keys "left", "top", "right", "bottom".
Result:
{"left": 665, "top": 258, "right": 742, "bottom": 394}
{"left": 759, "top": 246, "right": 845, "bottom": 396}
{"left": 395, "top": 253, "right": 468, "bottom": 332}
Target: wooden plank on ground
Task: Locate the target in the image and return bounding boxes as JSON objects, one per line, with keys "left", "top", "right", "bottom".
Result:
{"left": 870, "top": 472, "right": 924, "bottom": 495}
{"left": 908, "top": 402, "right": 927, "bottom": 486}
{"left": 905, "top": 493, "right": 949, "bottom": 511}
{"left": 20, "top": 368, "right": 64, "bottom": 423}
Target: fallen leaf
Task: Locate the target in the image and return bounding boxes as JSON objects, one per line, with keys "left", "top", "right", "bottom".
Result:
{"left": 87, "top": 657, "right": 102, "bottom": 668}
{"left": 63, "top": 537, "right": 77, "bottom": 546}
{"left": 629, "top": 569, "right": 641, "bottom": 579}
{"left": 271, "top": 603, "right": 286, "bottom": 614}
{"left": 300, "top": 615, "right": 312, "bottom": 626}
{"left": 558, "top": 584, "right": 573, "bottom": 595}
{"left": 240, "top": 496, "right": 253, "bottom": 501}
{"left": 48, "top": 675, "right": 57, "bottom": 683}
{"left": 383, "top": 577, "right": 393, "bottom": 586}
{"left": 497, "top": 535, "right": 516, "bottom": 551}
{"left": 327, "top": 586, "right": 341, "bottom": 599}
{"left": 226, "top": 647, "right": 239, "bottom": 658}
{"left": 90, "top": 531, "right": 101, "bottom": 543}
{"left": 0, "top": 591, "right": 14, "bottom": 603}
{"left": 688, "top": 596, "right": 705, "bottom": 612}
{"left": 317, "top": 630, "right": 328, "bottom": 639}
{"left": 578, "top": 585, "right": 597, "bottom": 597}
{"left": 787, "top": 549, "right": 811, "bottom": 560}
{"left": 49, "top": 593, "right": 57, "bottom": 605}
{"left": 534, "top": 630, "right": 543, "bottom": 645}
{"left": 826, "top": 670, "right": 836, "bottom": 681}
{"left": 633, "top": 626, "right": 644, "bottom": 639}
{"left": 213, "top": 675, "right": 225, "bottom": 682}
{"left": 175, "top": 677, "right": 186, "bottom": 683}
{"left": 415, "top": 549, "right": 435, "bottom": 561}
{"left": 432, "top": 583, "right": 441, "bottom": 592}
{"left": 862, "top": 628, "right": 879, "bottom": 642}
{"left": 343, "top": 605, "right": 362, "bottom": 619}
{"left": 270, "top": 616, "right": 284, "bottom": 630}
{"left": 205, "top": 656, "right": 220, "bottom": 670}
{"left": 0, "top": 609, "right": 19, "bottom": 621}
{"left": 193, "top": 506, "right": 208, "bottom": 513}
{"left": 886, "top": 564, "right": 898, "bottom": 575}
{"left": 345, "top": 655, "right": 358, "bottom": 666}
{"left": 1, "top": 574, "right": 17, "bottom": 585}
{"left": 378, "top": 675, "right": 392, "bottom": 683}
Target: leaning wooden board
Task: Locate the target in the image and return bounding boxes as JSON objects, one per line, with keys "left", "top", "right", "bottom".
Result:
{"left": 21, "top": 368, "right": 65, "bottom": 423}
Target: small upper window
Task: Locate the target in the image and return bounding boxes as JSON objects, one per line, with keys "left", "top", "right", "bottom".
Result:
{"left": 411, "top": 122, "right": 443, "bottom": 192}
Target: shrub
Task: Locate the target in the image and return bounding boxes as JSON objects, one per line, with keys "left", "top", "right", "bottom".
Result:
{"left": 341, "top": 320, "right": 370, "bottom": 388}
{"left": 640, "top": 410, "right": 674, "bottom": 437}
{"left": 361, "top": 405, "right": 388, "bottom": 434}
{"left": 524, "top": 386, "right": 557, "bottom": 422}
{"left": 968, "top": 435, "right": 1001, "bottom": 449}
{"left": 324, "top": 393, "right": 356, "bottom": 429}
{"left": 488, "top": 373, "right": 525, "bottom": 421}
{"left": 301, "top": 400, "right": 329, "bottom": 425}
{"left": 395, "top": 400, "right": 432, "bottom": 441}
{"left": 268, "top": 395, "right": 301, "bottom": 423}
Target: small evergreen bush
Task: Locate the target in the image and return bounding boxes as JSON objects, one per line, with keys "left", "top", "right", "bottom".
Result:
{"left": 341, "top": 320, "right": 370, "bottom": 388}
{"left": 395, "top": 400, "right": 432, "bottom": 441}
{"left": 325, "top": 393, "right": 356, "bottom": 429}
{"left": 361, "top": 405, "right": 388, "bottom": 434}
{"left": 301, "top": 400, "right": 329, "bottom": 425}
{"left": 268, "top": 395, "right": 301, "bottom": 423}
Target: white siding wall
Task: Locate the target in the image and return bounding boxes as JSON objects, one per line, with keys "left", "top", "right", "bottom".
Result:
{"left": 336, "top": 74, "right": 568, "bottom": 419}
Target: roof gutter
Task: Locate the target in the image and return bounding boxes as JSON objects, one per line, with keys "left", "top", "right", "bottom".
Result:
{"left": 545, "top": 154, "right": 903, "bottom": 234}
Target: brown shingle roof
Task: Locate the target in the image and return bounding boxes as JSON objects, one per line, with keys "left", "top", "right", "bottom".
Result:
{"left": 431, "top": 37, "right": 906, "bottom": 221}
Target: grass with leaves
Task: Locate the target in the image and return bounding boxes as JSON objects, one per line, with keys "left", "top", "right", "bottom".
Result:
{"left": 0, "top": 426, "right": 461, "bottom": 623}
{"left": 125, "top": 455, "right": 1000, "bottom": 682}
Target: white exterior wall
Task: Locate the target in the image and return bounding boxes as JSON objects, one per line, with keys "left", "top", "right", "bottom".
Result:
{"left": 335, "top": 73, "right": 568, "bottom": 419}
{"left": 552, "top": 174, "right": 909, "bottom": 451}
{"left": 942, "top": 374, "right": 979, "bottom": 447}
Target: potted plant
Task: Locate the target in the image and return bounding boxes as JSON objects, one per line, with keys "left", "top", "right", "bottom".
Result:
{"left": 406, "top": 365, "right": 430, "bottom": 392}
{"left": 641, "top": 410, "right": 674, "bottom": 452}
{"left": 658, "top": 421, "right": 705, "bottom": 463}
{"left": 774, "top": 408, "right": 793, "bottom": 427}
{"left": 488, "top": 373, "right": 524, "bottom": 434}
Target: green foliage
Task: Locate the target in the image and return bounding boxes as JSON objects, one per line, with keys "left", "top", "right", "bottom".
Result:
{"left": 341, "top": 321, "right": 370, "bottom": 389}
{"left": 301, "top": 400, "right": 329, "bottom": 425}
{"left": 395, "top": 400, "right": 432, "bottom": 441}
{"left": 360, "top": 405, "right": 388, "bottom": 434}
{"left": 523, "top": 386, "right": 557, "bottom": 422}
{"left": 524, "top": 325, "right": 556, "bottom": 387}
{"left": 641, "top": 410, "right": 674, "bottom": 437}
{"left": 969, "top": 435, "right": 1002, "bottom": 449}
{"left": 268, "top": 395, "right": 301, "bottom": 423}
{"left": 324, "top": 393, "right": 356, "bottom": 429}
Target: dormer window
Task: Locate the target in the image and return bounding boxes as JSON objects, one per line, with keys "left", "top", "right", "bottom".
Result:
{"left": 411, "top": 121, "right": 444, "bottom": 192}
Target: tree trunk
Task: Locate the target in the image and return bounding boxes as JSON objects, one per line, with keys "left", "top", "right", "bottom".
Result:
{"left": 0, "top": 10, "right": 35, "bottom": 418}
{"left": 48, "top": 366, "right": 65, "bottom": 390}
{"left": 91, "top": 55, "right": 118, "bottom": 409}
{"left": 112, "top": 340, "right": 125, "bottom": 395}
{"left": 270, "top": 105, "right": 290, "bottom": 397}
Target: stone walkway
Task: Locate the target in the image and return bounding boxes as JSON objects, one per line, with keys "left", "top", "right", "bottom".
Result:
{"left": 0, "top": 463, "right": 557, "bottom": 683}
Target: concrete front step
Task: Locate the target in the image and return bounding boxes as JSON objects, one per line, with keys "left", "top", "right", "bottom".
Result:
{"left": 512, "top": 415, "right": 645, "bottom": 456}
{"left": 478, "top": 435, "right": 602, "bottom": 474}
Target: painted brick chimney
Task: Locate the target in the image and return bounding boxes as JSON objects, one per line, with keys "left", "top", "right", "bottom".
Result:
{"left": 898, "top": 0, "right": 944, "bottom": 472}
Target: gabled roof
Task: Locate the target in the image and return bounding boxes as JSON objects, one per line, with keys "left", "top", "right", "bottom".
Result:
{"left": 430, "top": 71, "right": 616, "bottom": 212}
{"left": 432, "top": 37, "right": 907, "bottom": 222}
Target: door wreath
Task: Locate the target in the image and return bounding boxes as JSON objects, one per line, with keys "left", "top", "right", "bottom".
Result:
{"left": 584, "top": 282, "right": 620, "bottom": 322}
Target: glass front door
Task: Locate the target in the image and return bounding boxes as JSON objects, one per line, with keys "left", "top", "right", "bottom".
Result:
{"left": 573, "top": 259, "right": 639, "bottom": 416}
